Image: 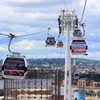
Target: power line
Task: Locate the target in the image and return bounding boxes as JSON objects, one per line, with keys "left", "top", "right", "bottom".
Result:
{"left": 80, "top": 0, "right": 87, "bottom": 23}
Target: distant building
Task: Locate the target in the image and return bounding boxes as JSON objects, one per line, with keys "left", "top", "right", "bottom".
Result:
{"left": 4, "top": 69, "right": 64, "bottom": 100}
{"left": 78, "top": 79, "right": 100, "bottom": 89}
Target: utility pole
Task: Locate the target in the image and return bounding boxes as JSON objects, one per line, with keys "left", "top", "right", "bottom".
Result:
{"left": 59, "top": 10, "right": 76, "bottom": 100}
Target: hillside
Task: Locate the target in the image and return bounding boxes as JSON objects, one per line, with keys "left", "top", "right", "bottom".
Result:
{"left": 27, "top": 58, "right": 100, "bottom": 67}
{"left": 0, "top": 58, "right": 100, "bottom": 67}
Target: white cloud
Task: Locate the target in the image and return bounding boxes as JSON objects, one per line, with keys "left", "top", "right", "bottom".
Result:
{"left": 0, "top": 0, "right": 99, "bottom": 60}
{"left": 0, "top": 5, "right": 57, "bottom": 27}
{"left": 13, "top": 39, "right": 44, "bottom": 50}
{"left": 79, "top": 0, "right": 100, "bottom": 16}
{"left": 0, "top": 45, "right": 7, "bottom": 52}
{"left": 0, "top": 4, "right": 57, "bottom": 33}
{"left": 88, "top": 42, "right": 100, "bottom": 49}
{"left": 0, "top": 40, "right": 44, "bottom": 52}
{"left": 71, "top": 51, "right": 100, "bottom": 60}
{"left": 2, "top": 0, "right": 45, "bottom": 3}
{"left": 87, "top": 51, "right": 100, "bottom": 60}
{"left": 14, "top": 40, "right": 35, "bottom": 50}
{"left": 26, "top": 53, "right": 64, "bottom": 59}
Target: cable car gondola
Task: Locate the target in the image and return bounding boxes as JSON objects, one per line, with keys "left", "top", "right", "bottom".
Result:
{"left": 45, "top": 36, "right": 56, "bottom": 46}
{"left": 57, "top": 41, "right": 63, "bottom": 48}
{"left": 73, "top": 29, "right": 83, "bottom": 37}
{"left": 45, "top": 27, "right": 56, "bottom": 47}
{"left": 70, "top": 39, "right": 88, "bottom": 55}
{"left": 0, "top": 33, "right": 28, "bottom": 79}
{"left": 2, "top": 54, "right": 27, "bottom": 79}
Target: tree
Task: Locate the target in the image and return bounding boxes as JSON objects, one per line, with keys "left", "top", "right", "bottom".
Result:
{"left": 97, "top": 91, "right": 100, "bottom": 98}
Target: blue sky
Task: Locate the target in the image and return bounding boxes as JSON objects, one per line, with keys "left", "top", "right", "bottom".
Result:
{"left": 0, "top": 0, "right": 100, "bottom": 60}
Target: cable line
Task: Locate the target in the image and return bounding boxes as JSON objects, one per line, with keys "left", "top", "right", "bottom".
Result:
{"left": 0, "top": 33, "right": 9, "bottom": 37}
{"left": 80, "top": 0, "right": 87, "bottom": 23}
{"left": 0, "top": 30, "right": 47, "bottom": 38}
{"left": 16, "top": 31, "right": 47, "bottom": 38}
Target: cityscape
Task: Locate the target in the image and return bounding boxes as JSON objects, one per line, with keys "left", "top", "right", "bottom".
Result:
{"left": 0, "top": 0, "right": 100, "bottom": 100}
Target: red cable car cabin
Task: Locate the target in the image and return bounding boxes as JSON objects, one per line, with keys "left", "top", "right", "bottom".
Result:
{"left": 70, "top": 39, "right": 88, "bottom": 55}
{"left": 2, "top": 55, "right": 27, "bottom": 79}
